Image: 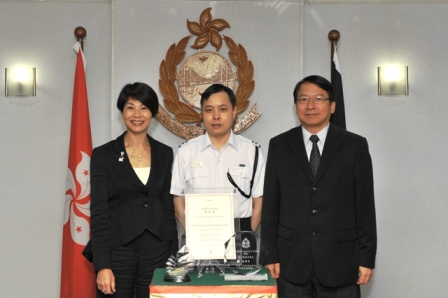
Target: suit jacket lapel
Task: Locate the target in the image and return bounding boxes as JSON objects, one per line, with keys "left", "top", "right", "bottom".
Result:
{"left": 146, "top": 136, "right": 162, "bottom": 188}
{"left": 110, "top": 132, "right": 157, "bottom": 188}
{"left": 289, "top": 126, "right": 314, "bottom": 182}
{"left": 314, "top": 123, "right": 342, "bottom": 182}
{"left": 110, "top": 132, "right": 143, "bottom": 187}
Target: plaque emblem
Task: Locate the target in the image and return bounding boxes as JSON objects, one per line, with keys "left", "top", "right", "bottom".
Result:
{"left": 242, "top": 237, "right": 250, "bottom": 249}
{"left": 156, "top": 8, "right": 261, "bottom": 140}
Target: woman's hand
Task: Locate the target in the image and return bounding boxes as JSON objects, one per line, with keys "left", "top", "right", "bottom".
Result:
{"left": 97, "top": 268, "right": 116, "bottom": 295}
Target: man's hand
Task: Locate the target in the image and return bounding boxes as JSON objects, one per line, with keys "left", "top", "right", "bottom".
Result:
{"left": 357, "top": 266, "right": 373, "bottom": 285}
{"left": 265, "top": 263, "right": 280, "bottom": 279}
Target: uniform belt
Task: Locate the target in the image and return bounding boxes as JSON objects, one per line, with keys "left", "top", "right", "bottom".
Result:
{"left": 239, "top": 217, "right": 252, "bottom": 231}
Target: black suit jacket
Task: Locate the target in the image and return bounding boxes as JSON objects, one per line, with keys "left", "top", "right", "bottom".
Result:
{"left": 261, "top": 124, "right": 376, "bottom": 287}
{"left": 88, "top": 132, "right": 178, "bottom": 272}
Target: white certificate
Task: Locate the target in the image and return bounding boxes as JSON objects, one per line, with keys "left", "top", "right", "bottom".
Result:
{"left": 185, "top": 193, "right": 235, "bottom": 260}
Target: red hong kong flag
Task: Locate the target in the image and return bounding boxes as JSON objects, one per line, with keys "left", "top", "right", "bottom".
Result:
{"left": 60, "top": 42, "right": 96, "bottom": 298}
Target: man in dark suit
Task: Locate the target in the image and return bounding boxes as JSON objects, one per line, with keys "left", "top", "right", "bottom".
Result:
{"left": 261, "top": 75, "right": 377, "bottom": 298}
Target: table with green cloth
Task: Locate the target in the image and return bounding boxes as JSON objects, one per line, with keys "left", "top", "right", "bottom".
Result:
{"left": 150, "top": 267, "right": 277, "bottom": 298}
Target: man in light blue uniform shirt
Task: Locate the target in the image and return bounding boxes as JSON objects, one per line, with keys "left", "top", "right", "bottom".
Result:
{"left": 171, "top": 84, "right": 265, "bottom": 235}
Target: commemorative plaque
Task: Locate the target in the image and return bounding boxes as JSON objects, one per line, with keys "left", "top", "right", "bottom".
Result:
{"left": 223, "top": 231, "right": 268, "bottom": 281}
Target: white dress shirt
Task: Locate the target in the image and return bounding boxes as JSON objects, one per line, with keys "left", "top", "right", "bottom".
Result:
{"left": 171, "top": 131, "right": 265, "bottom": 218}
{"left": 302, "top": 123, "right": 330, "bottom": 160}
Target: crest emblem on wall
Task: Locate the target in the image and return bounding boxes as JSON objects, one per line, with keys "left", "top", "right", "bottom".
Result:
{"left": 156, "top": 8, "right": 261, "bottom": 140}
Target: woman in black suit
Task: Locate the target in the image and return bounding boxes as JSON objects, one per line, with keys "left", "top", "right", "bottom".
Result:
{"left": 89, "top": 82, "right": 178, "bottom": 298}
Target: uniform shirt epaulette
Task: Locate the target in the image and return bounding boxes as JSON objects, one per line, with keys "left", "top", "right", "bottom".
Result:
{"left": 252, "top": 140, "right": 261, "bottom": 148}
{"left": 235, "top": 134, "right": 261, "bottom": 148}
{"left": 178, "top": 141, "right": 188, "bottom": 148}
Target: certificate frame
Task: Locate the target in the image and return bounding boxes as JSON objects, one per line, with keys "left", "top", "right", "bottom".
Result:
{"left": 185, "top": 192, "right": 235, "bottom": 261}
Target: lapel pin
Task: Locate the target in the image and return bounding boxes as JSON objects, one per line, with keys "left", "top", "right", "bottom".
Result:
{"left": 118, "top": 151, "right": 125, "bottom": 162}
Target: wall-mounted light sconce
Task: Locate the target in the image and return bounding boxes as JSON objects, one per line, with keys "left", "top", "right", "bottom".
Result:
{"left": 377, "top": 65, "right": 408, "bottom": 95}
{"left": 5, "top": 66, "right": 36, "bottom": 96}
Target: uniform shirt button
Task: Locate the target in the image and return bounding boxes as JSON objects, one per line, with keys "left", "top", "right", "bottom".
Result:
{"left": 313, "top": 187, "right": 318, "bottom": 192}
{"left": 142, "top": 191, "right": 148, "bottom": 196}
{"left": 312, "top": 232, "right": 316, "bottom": 237}
{"left": 312, "top": 209, "right": 317, "bottom": 214}
{"left": 143, "top": 202, "right": 148, "bottom": 207}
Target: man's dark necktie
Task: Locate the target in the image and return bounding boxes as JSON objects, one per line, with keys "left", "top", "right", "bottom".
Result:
{"left": 310, "top": 135, "right": 320, "bottom": 177}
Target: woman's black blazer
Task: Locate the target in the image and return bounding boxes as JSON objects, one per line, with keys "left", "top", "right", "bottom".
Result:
{"left": 87, "top": 132, "right": 178, "bottom": 272}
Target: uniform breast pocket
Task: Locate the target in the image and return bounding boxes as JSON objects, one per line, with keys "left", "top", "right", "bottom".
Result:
{"left": 185, "top": 167, "right": 209, "bottom": 189}
{"left": 228, "top": 166, "right": 252, "bottom": 192}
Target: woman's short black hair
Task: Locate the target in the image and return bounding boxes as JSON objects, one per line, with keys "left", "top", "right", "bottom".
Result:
{"left": 200, "top": 83, "right": 237, "bottom": 108}
{"left": 116, "top": 82, "right": 159, "bottom": 115}
{"left": 293, "top": 75, "right": 335, "bottom": 104}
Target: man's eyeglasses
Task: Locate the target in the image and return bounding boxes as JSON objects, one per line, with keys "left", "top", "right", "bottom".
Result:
{"left": 297, "top": 97, "right": 330, "bottom": 104}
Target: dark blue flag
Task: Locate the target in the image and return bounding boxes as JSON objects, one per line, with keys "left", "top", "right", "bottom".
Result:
{"left": 330, "top": 48, "right": 346, "bottom": 129}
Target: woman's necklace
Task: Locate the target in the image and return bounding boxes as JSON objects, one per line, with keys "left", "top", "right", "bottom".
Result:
{"left": 125, "top": 134, "right": 149, "bottom": 163}
{"left": 132, "top": 147, "right": 146, "bottom": 162}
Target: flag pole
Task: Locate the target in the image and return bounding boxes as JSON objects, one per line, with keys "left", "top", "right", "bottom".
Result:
{"left": 328, "top": 29, "right": 340, "bottom": 63}
{"left": 328, "top": 29, "right": 346, "bottom": 130}
{"left": 74, "top": 26, "right": 86, "bottom": 51}
{"left": 60, "top": 26, "right": 95, "bottom": 298}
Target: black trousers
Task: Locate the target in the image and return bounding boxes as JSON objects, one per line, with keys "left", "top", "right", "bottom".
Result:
{"left": 96, "top": 230, "right": 171, "bottom": 298}
{"left": 277, "top": 267, "right": 360, "bottom": 298}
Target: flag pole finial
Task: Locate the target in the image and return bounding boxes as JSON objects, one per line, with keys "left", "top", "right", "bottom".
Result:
{"left": 328, "top": 30, "right": 340, "bottom": 61}
{"left": 74, "top": 26, "right": 87, "bottom": 50}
